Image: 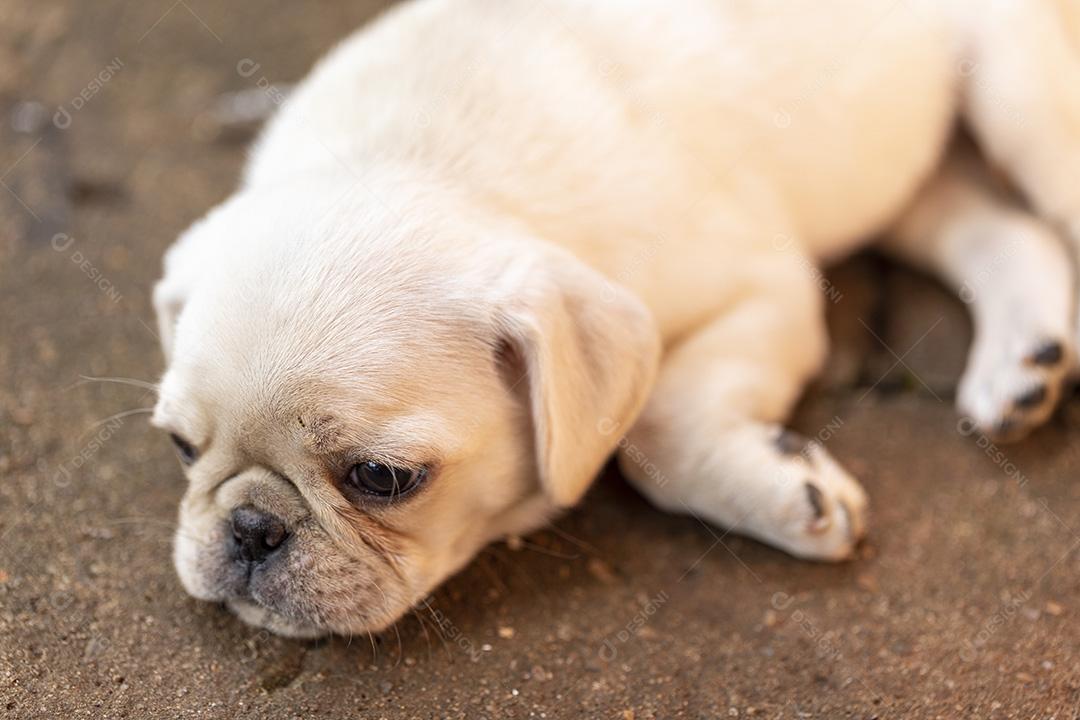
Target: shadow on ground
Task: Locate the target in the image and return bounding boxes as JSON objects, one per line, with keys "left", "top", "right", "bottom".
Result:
{"left": 2, "top": 2, "right": 1080, "bottom": 717}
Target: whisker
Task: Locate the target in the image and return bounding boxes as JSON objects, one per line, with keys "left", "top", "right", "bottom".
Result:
{"left": 424, "top": 603, "right": 455, "bottom": 660}
{"left": 80, "top": 407, "right": 154, "bottom": 438}
{"left": 418, "top": 598, "right": 453, "bottom": 661}
{"left": 366, "top": 630, "right": 379, "bottom": 665}
{"left": 409, "top": 607, "right": 435, "bottom": 662}
{"left": 516, "top": 538, "right": 579, "bottom": 560}
{"left": 389, "top": 614, "right": 404, "bottom": 669}
{"left": 369, "top": 579, "right": 405, "bottom": 668}
{"left": 75, "top": 375, "right": 160, "bottom": 393}
{"left": 104, "top": 516, "right": 178, "bottom": 528}
{"left": 546, "top": 523, "right": 601, "bottom": 556}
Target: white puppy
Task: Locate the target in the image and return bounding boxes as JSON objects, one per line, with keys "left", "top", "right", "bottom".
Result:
{"left": 152, "top": 0, "right": 1080, "bottom": 637}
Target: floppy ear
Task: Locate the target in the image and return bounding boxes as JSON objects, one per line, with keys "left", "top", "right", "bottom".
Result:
{"left": 152, "top": 219, "right": 215, "bottom": 362}
{"left": 495, "top": 248, "right": 661, "bottom": 507}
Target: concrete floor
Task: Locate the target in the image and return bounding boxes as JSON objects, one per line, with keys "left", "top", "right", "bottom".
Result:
{"left": 3, "top": 1, "right": 1080, "bottom": 717}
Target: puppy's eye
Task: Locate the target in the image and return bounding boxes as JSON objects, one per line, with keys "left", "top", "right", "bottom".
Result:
{"left": 346, "top": 461, "right": 426, "bottom": 499}
{"left": 169, "top": 433, "right": 198, "bottom": 465}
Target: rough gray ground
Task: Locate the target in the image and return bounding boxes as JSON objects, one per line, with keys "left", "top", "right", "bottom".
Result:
{"left": 3, "top": 2, "right": 1080, "bottom": 718}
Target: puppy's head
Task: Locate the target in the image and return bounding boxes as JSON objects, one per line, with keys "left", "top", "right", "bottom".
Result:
{"left": 151, "top": 180, "right": 659, "bottom": 637}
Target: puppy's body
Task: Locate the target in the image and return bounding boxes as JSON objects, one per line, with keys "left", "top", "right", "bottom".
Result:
{"left": 155, "top": 0, "right": 1080, "bottom": 636}
{"left": 250, "top": 0, "right": 951, "bottom": 335}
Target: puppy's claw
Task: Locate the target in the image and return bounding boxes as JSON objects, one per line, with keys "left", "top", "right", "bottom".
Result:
{"left": 804, "top": 481, "right": 831, "bottom": 533}
{"left": 766, "top": 440, "right": 868, "bottom": 562}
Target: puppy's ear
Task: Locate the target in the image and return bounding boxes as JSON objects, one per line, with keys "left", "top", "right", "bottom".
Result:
{"left": 495, "top": 248, "right": 661, "bottom": 507}
{"left": 152, "top": 220, "right": 213, "bottom": 361}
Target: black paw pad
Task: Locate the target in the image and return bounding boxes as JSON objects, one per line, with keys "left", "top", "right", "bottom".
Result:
{"left": 804, "top": 482, "right": 826, "bottom": 520}
{"left": 775, "top": 429, "right": 810, "bottom": 456}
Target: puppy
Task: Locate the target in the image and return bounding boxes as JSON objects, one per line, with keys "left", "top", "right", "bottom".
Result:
{"left": 153, "top": 0, "right": 1080, "bottom": 637}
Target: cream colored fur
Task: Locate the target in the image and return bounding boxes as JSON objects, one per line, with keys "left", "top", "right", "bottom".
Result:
{"left": 153, "top": 0, "right": 1080, "bottom": 636}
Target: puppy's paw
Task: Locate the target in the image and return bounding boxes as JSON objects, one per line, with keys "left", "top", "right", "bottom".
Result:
{"left": 766, "top": 432, "right": 868, "bottom": 562}
{"left": 958, "top": 335, "right": 1072, "bottom": 442}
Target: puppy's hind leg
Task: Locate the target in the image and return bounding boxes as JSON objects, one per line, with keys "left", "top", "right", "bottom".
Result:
{"left": 957, "top": 0, "right": 1080, "bottom": 238}
{"left": 956, "top": 0, "right": 1080, "bottom": 356}
{"left": 619, "top": 255, "right": 867, "bottom": 561}
{"left": 883, "top": 147, "right": 1074, "bottom": 441}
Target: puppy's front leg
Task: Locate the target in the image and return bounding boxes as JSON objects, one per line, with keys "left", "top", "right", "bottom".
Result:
{"left": 619, "top": 261, "right": 867, "bottom": 561}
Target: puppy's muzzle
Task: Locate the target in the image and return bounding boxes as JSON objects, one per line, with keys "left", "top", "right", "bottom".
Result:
{"left": 229, "top": 505, "right": 289, "bottom": 565}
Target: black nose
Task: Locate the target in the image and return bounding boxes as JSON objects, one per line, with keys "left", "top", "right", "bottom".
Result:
{"left": 229, "top": 506, "right": 288, "bottom": 564}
